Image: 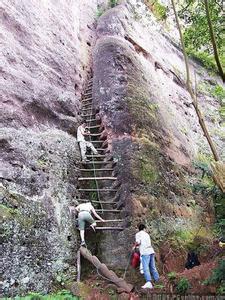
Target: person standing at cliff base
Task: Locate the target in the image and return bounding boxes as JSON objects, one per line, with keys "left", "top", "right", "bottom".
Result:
{"left": 133, "top": 224, "right": 159, "bottom": 289}
{"left": 77, "top": 120, "right": 98, "bottom": 162}
{"left": 69, "top": 202, "right": 105, "bottom": 246}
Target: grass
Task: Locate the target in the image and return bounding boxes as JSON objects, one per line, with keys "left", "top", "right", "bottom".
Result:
{"left": 3, "top": 290, "right": 79, "bottom": 300}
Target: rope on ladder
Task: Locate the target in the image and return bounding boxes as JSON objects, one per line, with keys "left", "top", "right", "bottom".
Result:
{"left": 85, "top": 76, "right": 104, "bottom": 213}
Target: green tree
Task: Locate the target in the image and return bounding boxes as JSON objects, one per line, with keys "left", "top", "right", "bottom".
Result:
{"left": 204, "top": 0, "right": 225, "bottom": 81}
{"left": 170, "top": 0, "right": 220, "bottom": 162}
{"left": 179, "top": 0, "right": 224, "bottom": 79}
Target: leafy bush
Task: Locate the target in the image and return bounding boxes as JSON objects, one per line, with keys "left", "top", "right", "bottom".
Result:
{"left": 211, "top": 85, "right": 225, "bottom": 102}
{"left": 205, "top": 260, "right": 225, "bottom": 295}
{"left": 176, "top": 277, "right": 191, "bottom": 294}
{"left": 187, "top": 49, "right": 217, "bottom": 72}
{"left": 167, "top": 271, "right": 177, "bottom": 281}
{"left": 8, "top": 290, "right": 78, "bottom": 300}
{"left": 180, "top": 0, "right": 224, "bottom": 74}
{"left": 110, "top": 0, "right": 118, "bottom": 7}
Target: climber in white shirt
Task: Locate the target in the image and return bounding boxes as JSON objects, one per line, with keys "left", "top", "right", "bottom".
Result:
{"left": 77, "top": 120, "right": 98, "bottom": 162}
{"left": 133, "top": 224, "right": 159, "bottom": 289}
{"left": 69, "top": 202, "right": 105, "bottom": 246}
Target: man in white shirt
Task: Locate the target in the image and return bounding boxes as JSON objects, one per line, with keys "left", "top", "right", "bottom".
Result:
{"left": 77, "top": 120, "right": 98, "bottom": 162}
{"left": 134, "top": 224, "right": 159, "bottom": 289}
{"left": 69, "top": 202, "right": 105, "bottom": 246}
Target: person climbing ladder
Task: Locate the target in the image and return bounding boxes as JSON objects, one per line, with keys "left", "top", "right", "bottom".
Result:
{"left": 77, "top": 120, "right": 98, "bottom": 162}
{"left": 69, "top": 202, "right": 105, "bottom": 246}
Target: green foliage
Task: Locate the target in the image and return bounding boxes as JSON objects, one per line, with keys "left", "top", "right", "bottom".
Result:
{"left": 140, "top": 158, "right": 158, "bottom": 184}
{"left": 96, "top": 7, "right": 104, "bottom": 18}
{"left": 176, "top": 277, "right": 191, "bottom": 294}
{"left": 154, "top": 284, "right": 165, "bottom": 289}
{"left": 146, "top": 0, "right": 167, "bottom": 20}
{"left": 167, "top": 271, "right": 177, "bottom": 281}
{"left": 6, "top": 290, "right": 78, "bottom": 300}
{"left": 180, "top": 0, "right": 224, "bottom": 72}
{"left": 187, "top": 49, "right": 216, "bottom": 72}
{"left": 192, "top": 154, "right": 225, "bottom": 240}
{"left": 211, "top": 85, "right": 225, "bottom": 102}
{"left": 110, "top": 0, "right": 118, "bottom": 8}
{"left": 205, "top": 260, "right": 225, "bottom": 294}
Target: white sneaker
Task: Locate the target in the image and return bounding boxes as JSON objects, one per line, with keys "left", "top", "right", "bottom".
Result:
{"left": 141, "top": 282, "right": 153, "bottom": 289}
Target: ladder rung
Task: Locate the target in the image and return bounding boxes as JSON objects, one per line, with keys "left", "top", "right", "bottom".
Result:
{"left": 78, "top": 189, "right": 117, "bottom": 192}
{"left": 95, "top": 227, "right": 124, "bottom": 230}
{"left": 96, "top": 209, "right": 121, "bottom": 213}
{"left": 90, "top": 140, "right": 107, "bottom": 143}
{"left": 86, "top": 154, "right": 106, "bottom": 157}
{"left": 87, "top": 125, "right": 101, "bottom": 129}
{"left": 81, "top": 114, "right": 96, "bottom": 117}
{"left": 84, "top": 93, "right": 92, "bottom": 97}
{"left": 82, "top": 103, "right": 92, "bottom": 108}
{"left": 78, "top": 177, "right": 117, "bottom": 180}
{"left": 82, "top": 98, "right": 92, "bottom": 102}
{"left": 96, "top": 148, "right": 108, "bottom": 151}
{"left": 81, "top": 107, "right": 94, "bottom": 111}
{"left": 79, "top": 168, "right": 113, "bottom": 171}
{"left": 82, "top": 161, "right": 115, "bottom": 165}
{"left": 96, "top": 219, "right": 123, "bottom": 222}
{"left": 90, "top": 133, "right": 104, "bottom": 136}
{"left": 77, "top": 199, "right": 116, "bottom": 204}
{"left": 83, "top": 118, "right": 99, "bottom": 123}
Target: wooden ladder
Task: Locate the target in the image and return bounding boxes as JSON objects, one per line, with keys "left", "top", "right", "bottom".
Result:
{"left": 77, "top": 76, "right": 124, "bottom": 231}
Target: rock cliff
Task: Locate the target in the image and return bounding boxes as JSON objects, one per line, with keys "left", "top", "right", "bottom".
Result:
{"left": 92, "top": 0, "right": 224, "bottom": 270}
{"left": 0, "top": 0, "right": 107, "bottom": 296}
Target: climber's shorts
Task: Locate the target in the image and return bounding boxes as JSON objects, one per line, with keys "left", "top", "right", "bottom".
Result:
{"left": 78, "top": 211, "right": 95, "bottom": 230}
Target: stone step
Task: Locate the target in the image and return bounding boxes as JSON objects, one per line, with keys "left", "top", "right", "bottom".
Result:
{"left": 78, "top": 188, "right": 117, "bottom": 192}
{"left": 78, "top": 177, "right": 117, "bottom": 181}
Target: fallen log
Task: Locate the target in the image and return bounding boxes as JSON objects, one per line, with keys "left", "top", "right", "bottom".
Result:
{"left": 79, "top": 246, "right": 133, "bottom": 293}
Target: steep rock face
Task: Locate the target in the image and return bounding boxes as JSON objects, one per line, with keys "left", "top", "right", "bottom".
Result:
{"left": 92, "top": 1, "right": 224, "bottom": 269}
{"left": 0, "top": 0, "right": 108, "bottom": 296}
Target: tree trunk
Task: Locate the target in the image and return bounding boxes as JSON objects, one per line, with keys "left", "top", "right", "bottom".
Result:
{"left": 204, "top": 0, "right": 225, "bottom": 82}
{"left": 79, "top": 246, "right": 133, "bottom": 293}
{"left": 170, "top": 0, "right": 220, "bottom": 162}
